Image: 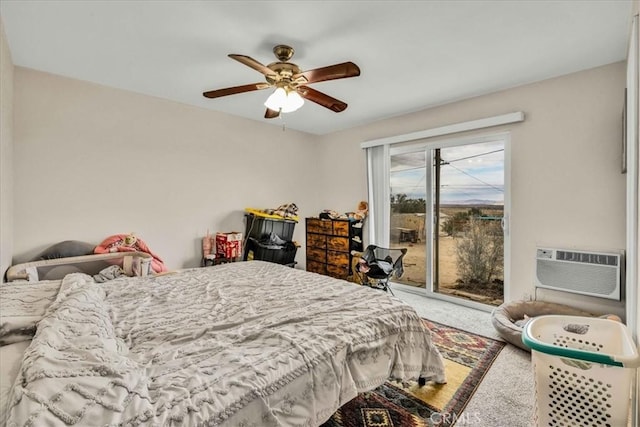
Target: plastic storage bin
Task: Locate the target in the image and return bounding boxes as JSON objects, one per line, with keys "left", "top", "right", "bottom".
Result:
{"left": 245, "top": 214, "right": 296, "bottom": 241}
{"left": 522, "top": 315, "right": 640, "bottom": 427}
{"left": 246, "top": 237, "right": 298, "bottom": 266}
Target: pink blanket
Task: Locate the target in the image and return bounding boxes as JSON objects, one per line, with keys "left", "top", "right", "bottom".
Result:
{"left": 94, "top": 234, "right": 167, "bottom": 273}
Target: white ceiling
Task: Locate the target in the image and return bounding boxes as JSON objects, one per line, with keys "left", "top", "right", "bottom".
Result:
{"left": 0, "top": 1, "right": 633, "bottom": 135}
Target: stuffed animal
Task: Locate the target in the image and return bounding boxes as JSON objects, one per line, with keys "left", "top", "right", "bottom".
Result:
{"left": 349, "top": 201, "right": 368, "bottom": 221}
{"left": 123, "top": 234, "right": 137, "bottom": 247}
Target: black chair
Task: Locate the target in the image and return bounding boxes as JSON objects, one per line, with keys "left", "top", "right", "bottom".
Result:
{"left": 355, "top": 245, "right": 407, "bottom": 295}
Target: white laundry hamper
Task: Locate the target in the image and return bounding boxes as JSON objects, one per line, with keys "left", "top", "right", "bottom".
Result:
{"left": 522, "top": 315, "right": 639, "bottom": 427}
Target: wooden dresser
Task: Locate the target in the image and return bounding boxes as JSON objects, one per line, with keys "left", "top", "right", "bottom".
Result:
{"left": 305, "top": 217, "right": 363, "bottom": 280}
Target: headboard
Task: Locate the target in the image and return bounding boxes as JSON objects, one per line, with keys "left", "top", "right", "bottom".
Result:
{"left": 5, "top": 252, "right": 153, "bottom": 282}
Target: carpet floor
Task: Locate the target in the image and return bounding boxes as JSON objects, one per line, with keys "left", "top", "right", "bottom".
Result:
{"left": 321, "top": 319, "right": 506, "bottom": 427}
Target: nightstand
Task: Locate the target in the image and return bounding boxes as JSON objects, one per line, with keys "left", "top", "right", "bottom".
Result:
{"left": 202, "top": 254, "right": 238, "bottom": 266}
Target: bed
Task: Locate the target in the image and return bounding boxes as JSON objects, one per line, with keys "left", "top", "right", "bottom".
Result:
{"left": 1, "top": 255, "right": 445, "bottom": 426}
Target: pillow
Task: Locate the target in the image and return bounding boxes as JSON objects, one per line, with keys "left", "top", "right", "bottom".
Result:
{"left": 33, "top": 240, "right": 96, "bottom": 260}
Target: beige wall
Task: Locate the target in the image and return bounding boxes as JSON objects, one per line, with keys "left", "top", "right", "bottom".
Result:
{"left": 8, "top": 58, "right": 629, "bottom": 318}
{"left": 13, "top": 68, "right": 321, "bottom": 269}
{"left": 317, "top": 62, "right": 627, "bottom": 317}
{"left": 0, "top": 18, "right": 14, "bottom": 278}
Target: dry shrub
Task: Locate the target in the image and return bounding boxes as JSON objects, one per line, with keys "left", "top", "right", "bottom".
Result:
{"left": 455, "top": 218, "right": 503, "bottom": 285}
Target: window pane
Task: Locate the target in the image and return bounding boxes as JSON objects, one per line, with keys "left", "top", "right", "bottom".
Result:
{"left": 436, "top": 141, "right": 504, "bottom": 305}
{"left": 389, "top": 151, "right": 427, "bottom": 288}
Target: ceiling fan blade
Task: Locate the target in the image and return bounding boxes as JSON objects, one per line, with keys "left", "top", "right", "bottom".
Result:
{"left": 293, "top": 62, "right": 360, "bottom": 84}
{"left": 229, "top": 54, "right": 277, "bottom": 77}
{"left": 203, "top": 82, "right": 270, "bottom": 99}
{"left": 297, "top": 86, "right": 347, "bottom": 112}
{"left": 265, "top": 108, "right": 280, "bottom": 119}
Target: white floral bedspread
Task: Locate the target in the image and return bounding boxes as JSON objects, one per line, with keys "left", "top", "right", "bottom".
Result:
{"left": 5, "top": 261, "right": 445, "bottom": 426}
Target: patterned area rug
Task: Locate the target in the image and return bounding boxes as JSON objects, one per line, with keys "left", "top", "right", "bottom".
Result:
{"left": 321, "top": 320, "right": 505, "bottom": 427}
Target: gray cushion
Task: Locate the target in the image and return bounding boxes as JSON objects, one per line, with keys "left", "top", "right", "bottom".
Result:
{"left": 34, "top": 240, "right": 96, "bottom": 260}
{"left": 491, "top": 300, "right": 594, "bottom": 351}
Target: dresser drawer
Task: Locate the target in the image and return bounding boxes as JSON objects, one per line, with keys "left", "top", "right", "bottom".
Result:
{"left": 307, "top": 247, "right": 326, "bottom": 262}
{"left": 327, "top": 250, "right": 349, "bottom": 267}
{"left": 327, "top": 236, "right": 349, "bottom": 252}
{"left": 307, "top": 260, "right": 327, "bottom": 275}
{"left": 327, "top": 264, "right": 349, "bottom": 280}
{"left": 307, "top": 218, "right": 333, "bottom": 234}
{"left": 306, "top": 233, "right": 327, "bottom": 249}
{"left": 332, "top": 221, "right": 350, "bottom": 236}
{"left": 306, "top": 217, "right": 362, "bottom": 281}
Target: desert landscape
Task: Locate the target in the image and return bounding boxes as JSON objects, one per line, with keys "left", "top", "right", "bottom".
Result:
{"left": 388, "top": 208, "right": 504, "bottom": 306}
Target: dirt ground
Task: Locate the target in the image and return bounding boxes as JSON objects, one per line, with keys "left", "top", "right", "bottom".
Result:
{"left": 390, "top": 236, "right": 504, "bottom": 306}
{"left": 391, "top": 236, "right": 457, "bottom": 286}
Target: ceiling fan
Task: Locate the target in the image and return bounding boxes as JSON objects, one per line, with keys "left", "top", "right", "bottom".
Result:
{"left": 202, "top": 45, "right": 360, "bottom": 119}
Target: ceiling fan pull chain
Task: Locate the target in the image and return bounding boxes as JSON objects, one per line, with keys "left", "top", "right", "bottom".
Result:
{"left": 277, "top": 109, "right": 286, "bottom": 132}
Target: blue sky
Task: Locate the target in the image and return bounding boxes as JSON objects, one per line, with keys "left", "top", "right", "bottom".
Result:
{"left": 390, "top": 141, "right": 504, "bottom": 205}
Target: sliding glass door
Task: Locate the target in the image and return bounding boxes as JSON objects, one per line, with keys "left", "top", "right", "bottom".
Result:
{"left": 388, "top": 135, "right": 508, "bottom": 306}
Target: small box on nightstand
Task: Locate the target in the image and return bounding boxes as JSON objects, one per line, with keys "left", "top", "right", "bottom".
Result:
{"left": 215, "top": 232, "right": 243, "bottom": 259}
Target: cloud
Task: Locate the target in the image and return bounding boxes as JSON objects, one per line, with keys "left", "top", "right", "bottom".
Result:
{"left": 391, "top": 141, "right": 504, "bottom": 204}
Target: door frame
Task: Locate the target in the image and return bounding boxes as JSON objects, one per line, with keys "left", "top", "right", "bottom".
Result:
{"left": 388, "top": 131, "right": 512, "bottom": 311}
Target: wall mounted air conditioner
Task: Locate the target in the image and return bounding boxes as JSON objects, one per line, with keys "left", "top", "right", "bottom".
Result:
{"left": 535, "top": 247, "right": 623, "bottom": 300}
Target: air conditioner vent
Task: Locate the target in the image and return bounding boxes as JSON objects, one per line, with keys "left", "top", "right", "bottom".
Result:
{"left": 535, "top": 247, "right": 623, "bottom": 300}
{"left": 555, "top": 250, "right": 618, "bottom": 266}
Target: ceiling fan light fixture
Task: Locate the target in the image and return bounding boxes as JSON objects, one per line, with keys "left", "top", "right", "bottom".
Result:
{"left": 282, "top": 90, "right": 304, "bottom": 113}
{"left": 264, "top": 87, "right": 287, "bottom": 110}
{"left": 264, "top": 87, "right": 304, "bottom": 113}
